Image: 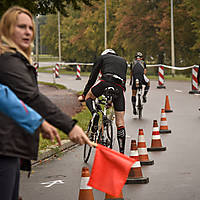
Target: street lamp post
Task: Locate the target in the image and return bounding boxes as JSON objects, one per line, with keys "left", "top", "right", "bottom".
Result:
{"left": 104, "top": 0, "right": 107, "bottom": 50}
{"left": 58, "top": 11, "right": 61, "bottom": 62}
{"left": 171, "top": 0, "right": 175, "bottom": 76}
{"left": 35, "top": 15, "right": 39, "bottom": 64}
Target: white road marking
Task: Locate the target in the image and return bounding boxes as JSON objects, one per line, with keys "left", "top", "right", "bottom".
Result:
{"left": 41, "top": 180, "right": 64, "bottom": 188}
{"left": 175, "top": 89, "right": 183, "bottom": 93}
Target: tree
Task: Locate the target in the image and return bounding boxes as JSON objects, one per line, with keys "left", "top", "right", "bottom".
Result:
{"left": 41, "top": 1, "right": 113, "bottom": 62}
{"left": 40, "top": 0, "right": 200, "bottom": 67}
{"left": 0, "top": 0, "right": 97, "bottom": 17}
{"left": 112, "top": 0, "right": 165, "bottom": 62}
{"left": 183, "top": 0, "right": 200, "bottom": 53}
{"left": 40, "top": 15, "right": 58, "bottom": 55}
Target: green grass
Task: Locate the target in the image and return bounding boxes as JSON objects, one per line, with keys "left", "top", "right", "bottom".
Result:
{"left": 39, "top": 130, "right": 68, "bottom": 151}
{"left": 38, "top": 81, "right": 67, "bottom": 89}
{"left": 148, "top": 74, "right": 191, "bottom": 81}
{"left": 72, "top": 103, "right": 91, "bottom": 131}
{"left": 33, "top": 54, "right": 59, "bottom": 62}
{"left": 38, "top": 104, "right": 90, "bottom": 151}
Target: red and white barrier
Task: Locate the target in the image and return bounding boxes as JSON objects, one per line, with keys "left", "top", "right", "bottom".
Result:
{"left": 76, "top": 65, "right": 81, "bottom": 80}
{"left": 98, "top": 70, "right": 102, "bottom": 80}
{"left": 189, "top": 65, "right": 200, "bottom": 94}
{"left": 54, "top": 63, "right": 60, "bottom": 78}
{"left": 157, "top": 66, "right": 166, "bottom": 89}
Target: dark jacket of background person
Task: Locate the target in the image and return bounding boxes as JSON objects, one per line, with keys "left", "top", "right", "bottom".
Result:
{"left": 130, "top": 60, "right": 146, "bottom": 80}
{"left": 0, "top": 50, "right": 76, "bottom": 161}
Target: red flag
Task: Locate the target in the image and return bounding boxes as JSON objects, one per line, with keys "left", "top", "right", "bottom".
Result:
{"left": 88, "top": 144, "right": 136, "bottom": 196}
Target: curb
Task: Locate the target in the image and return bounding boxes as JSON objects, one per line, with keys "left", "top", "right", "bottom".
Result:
{"left": 32, "top": 139, "right": 78, "bottom": 166}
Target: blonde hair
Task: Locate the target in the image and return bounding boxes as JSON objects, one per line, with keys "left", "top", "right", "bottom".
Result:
{"left": 0, "top": 6, "right": 35, "bottom": 63}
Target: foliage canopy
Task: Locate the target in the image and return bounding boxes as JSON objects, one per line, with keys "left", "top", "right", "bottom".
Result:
{"left": 40, "top": 0, "right": 200, "bottom": 66}
{"left": 0, "top": 0, "right": 96, "bottom": 16}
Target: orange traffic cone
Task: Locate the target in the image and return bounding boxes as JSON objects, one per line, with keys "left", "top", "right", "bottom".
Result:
{"left": 159, "top": 108, "right": 171, "bottom": 134}
{"left": 105, "top": 191, "right": 124, "bottom": 200}
{"left": 126, "top": 140, "right": 149, "bottom": 184}
{"left": 78, "top": 167, "right": 94, "bottom": 200}
{"left": 138, "top": 129, "right": 154, "bottom": 165}
{"left": 147, "top": 120, "right": 166, "bottom": 151}
{"left": 165, "top": 95, "right": 173, "bottom": 113}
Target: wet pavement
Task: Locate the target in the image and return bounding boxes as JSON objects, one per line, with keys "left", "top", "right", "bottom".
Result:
{"left": 20, "top": 73, "right": 200, "bottom": 200}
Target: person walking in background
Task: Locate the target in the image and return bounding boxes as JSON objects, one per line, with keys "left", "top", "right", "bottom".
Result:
{"left": 78, "top": 49, "right": 128, "bottom": 154}
{"left": 0, "top": 6, "right": 93, "bottom": 200}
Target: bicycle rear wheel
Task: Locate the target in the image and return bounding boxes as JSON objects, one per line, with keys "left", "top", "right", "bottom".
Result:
{"left": 137, "top": 95, "right": 143, "bottom": 119}
{"left": 138, "top": 107, "right": 143, "bottom": 119}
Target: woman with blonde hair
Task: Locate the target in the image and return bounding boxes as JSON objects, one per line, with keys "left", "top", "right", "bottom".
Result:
{"left": 0, "top": 6, "right": 92, "bottom": 200}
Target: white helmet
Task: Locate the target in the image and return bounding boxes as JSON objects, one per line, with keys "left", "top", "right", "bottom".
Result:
{"left": 135, "top": 52, "right": 143, "bottom": 59}
{"left": 101, "top": 49, "right": 116, "bottom": 55}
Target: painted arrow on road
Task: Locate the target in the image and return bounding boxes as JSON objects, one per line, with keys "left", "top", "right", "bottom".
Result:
{"left": 41, "top": 180, "right": 64, "bottom": 188}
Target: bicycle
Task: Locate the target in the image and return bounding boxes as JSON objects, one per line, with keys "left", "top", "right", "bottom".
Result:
{"left": 83, "top": 87, "right": 118, "bottom": 163}
{"left": 135, "top": 79, "right": 143, "bottom": 119}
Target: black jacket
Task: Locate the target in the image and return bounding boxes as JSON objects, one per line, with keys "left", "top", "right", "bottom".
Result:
{"left": 83, "top": 53, "right": 127, "bottom": 96}
{"left": 0, "top": 51, "right": 76, "bottom": 160}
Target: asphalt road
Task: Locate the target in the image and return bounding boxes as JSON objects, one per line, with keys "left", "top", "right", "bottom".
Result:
{"left": 20, "top": 72, "right": 200, "bottom": 200}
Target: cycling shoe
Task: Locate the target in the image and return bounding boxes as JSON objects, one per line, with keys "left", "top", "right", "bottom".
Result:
{"left": 133, "top": 107, "right": 138, "bottom": 115}
{"left": 142, "top": 95, "right": 147, "bottom": 103}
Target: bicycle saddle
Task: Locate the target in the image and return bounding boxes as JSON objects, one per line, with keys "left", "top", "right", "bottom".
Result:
{"left": 103, "top": 87, "right": 119, "bottom": 98}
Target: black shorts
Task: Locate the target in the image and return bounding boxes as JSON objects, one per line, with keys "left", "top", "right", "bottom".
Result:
{"left": 132, "top": 74, "right": 149, "bottom": 90}
{"left": 91, "top": 80, "right": 125, "bottom": 111}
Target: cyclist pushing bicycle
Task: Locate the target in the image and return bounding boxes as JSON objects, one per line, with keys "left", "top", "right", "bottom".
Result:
{"left": 130, "top": 52, "right": 150, "bottom": 116}
{"left": 78, "top": 49, "right": 128, "bottom": 154}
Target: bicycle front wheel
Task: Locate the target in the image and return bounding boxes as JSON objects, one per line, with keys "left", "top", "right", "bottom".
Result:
{"left": 84, "top": 132, "right": 97, "bottom": 163}
{"left": 84, "top": 142, "right": 92, "bottom": 163}
{"left": 137, "top": 96, "right": 143, "bottom": 119}
{"left": 83, "top": 121, "right": 96, "bottom": 163}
